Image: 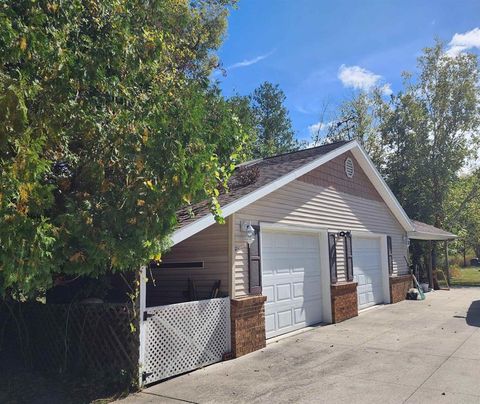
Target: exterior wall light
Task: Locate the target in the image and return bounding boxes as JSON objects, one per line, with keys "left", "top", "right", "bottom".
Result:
{"left": 240, "top": 221, "right": 256, "bottom": 245}
{"left": 337, "top": 231, "right": 351, "bottom": 238}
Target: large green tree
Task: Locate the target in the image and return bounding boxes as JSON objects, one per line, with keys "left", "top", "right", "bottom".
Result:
{"left": 382, "top": 43, "right": 479, "bottom": 226}
{"left": 0, "top": 0, "right": 249, "bottom": 298}
{"left": 445, "top": 170, "right": 480, "bottom": 258}
{"left": 318, "top": 42, "right": 479, "bottom": 229}
{"left": 318, "top": 90, "right": 386, "bottom": 167}
{"left": 250, "top": 82, "right": 300, "bottom": 158}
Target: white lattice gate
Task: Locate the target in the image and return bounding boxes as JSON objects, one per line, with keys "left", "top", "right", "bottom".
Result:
{"left": 141, "top": 297, "right": 231, "bottom": 384}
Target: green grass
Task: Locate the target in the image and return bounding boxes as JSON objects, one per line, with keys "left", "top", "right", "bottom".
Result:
{"left": 450, "top": 266, "right": 480, "bottom": 286}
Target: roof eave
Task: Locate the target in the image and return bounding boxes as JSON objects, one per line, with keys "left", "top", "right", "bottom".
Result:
{"left": 349, "top": 141, "right": 415, "bottom": 232}
{"left": 171, "top": 140, "right": 415, "bottom": 246}
{"left": 171, "top": 141, "right": 357, "bottom": 245}
{"left": 407, "top": 231, "right": 457, "bottom": 241}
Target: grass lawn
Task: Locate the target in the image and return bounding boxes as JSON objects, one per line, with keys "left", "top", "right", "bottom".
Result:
{"left": 450, "top": 266, "right": 480, "bottom": 286}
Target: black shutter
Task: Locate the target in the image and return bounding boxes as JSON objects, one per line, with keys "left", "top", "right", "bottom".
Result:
{"left": 345, "top": 233, "right": 354, "bottom": 282}
{"left": 248, "top": 225, "right": 262, "bottom": 294}
{"left": 387, "top": 236, "right": 393, "bottom": 275}
{"left": 328, "top": 232, "right": 337, "bottom": 284}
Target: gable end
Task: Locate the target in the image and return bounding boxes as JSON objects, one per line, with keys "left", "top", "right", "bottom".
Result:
{"left": 298, "top": 151, "right": 383, "bottom": 202}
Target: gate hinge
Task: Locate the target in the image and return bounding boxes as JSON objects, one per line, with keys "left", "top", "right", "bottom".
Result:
{"left": 142, "top": 371, "right": 153, "bottom": 382}
{"left": 143, "top": 311, "right": 154, "bottom": 321}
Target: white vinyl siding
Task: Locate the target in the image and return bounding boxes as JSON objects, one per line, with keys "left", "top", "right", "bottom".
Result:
{"left": 234, "top": 179, "right": 408, "bottom": 297}
{"left": 147, "top": 221, "right": 229, "bottom": 306}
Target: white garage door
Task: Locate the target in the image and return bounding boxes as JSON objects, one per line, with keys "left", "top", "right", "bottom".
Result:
{"left": 262, "top": 231, "right": 323, "bottom": 339}
{"left": 353, "top": 237, "right": 384, "bottom": 310}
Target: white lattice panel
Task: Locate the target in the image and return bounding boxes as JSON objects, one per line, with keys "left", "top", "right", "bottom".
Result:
{"left": 143, "top": 297, "right": 231, "bottom": 384}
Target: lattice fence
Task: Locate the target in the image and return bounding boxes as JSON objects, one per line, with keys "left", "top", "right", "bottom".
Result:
{"left": 0, "top": 302, "right": 139, "bottom": 387}
{"left": 143, "top": 297, "right": 230, "bottom": 384}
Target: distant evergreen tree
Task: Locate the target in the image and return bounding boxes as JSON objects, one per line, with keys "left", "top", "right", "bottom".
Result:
{"left": 250, "top": 82, "right": 300, "bottom": 158}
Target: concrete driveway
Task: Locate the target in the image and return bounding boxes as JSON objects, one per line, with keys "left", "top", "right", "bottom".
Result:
{"left": 121, "top": 287, "right": 480, "bottom": 404}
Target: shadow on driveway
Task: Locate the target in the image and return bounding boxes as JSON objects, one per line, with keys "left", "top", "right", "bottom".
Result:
{"left": 465, "top": 300, "right": 480, "bottom": 327}
{"left": 453, "top": 300, "right": 480, "bottom": 327}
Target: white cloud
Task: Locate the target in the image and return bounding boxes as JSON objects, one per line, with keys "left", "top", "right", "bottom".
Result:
{"left": 228, "top": 49, "right": 275, "bottom": 70}
{"left": 446, "top": 27, "right": 480, "bottom": 57}
{"left": 338, "top": 64, "right": 391, "bottom": 95}
{"left": 308, "top": 121, "right": 334, "bottom": 136}
{"left": 380, "top": 83, "right": 393, "bottom": 96}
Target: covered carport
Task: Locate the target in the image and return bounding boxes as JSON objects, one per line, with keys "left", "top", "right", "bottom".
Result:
{"left": 408, "top": 220, "right": 457, "bottom": 290}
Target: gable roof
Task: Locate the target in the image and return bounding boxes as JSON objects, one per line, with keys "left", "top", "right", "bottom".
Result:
{"left": 172, "top": 140, "right": 415, "bottom": 245}
{"left": 408, "top": 220, "right": 457, "bottom": 241}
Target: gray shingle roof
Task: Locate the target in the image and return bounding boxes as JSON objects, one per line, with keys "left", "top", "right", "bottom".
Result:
{"left": 410, "top": 220, "right": 457, "bottom": 240}
{"left": 176, "top": 141, "right": 351, "bottom": 229}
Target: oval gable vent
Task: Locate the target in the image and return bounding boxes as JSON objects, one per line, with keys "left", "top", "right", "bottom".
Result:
{"left": 345, "top": 157, "right": 354, "bottom": 178}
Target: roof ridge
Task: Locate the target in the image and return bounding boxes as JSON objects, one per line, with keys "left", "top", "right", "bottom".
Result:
{"left": 237, "top": 140, "right": 352, "bottom": 169}
{"left": 261, "top": 139, "right": 351, "bottom": 162}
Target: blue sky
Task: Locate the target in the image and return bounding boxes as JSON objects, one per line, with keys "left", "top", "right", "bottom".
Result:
{"left": 214, "top": 0, "right": 480, "bottom": 142}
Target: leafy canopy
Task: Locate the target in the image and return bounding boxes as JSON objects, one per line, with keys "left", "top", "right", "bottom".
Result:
{"left": 0, "top": 0, "right": 248, "bottom": 298}
{"left": 229, "top": 82, "right": 301, "bottom": 159}
{"left": 318, "top": 42, "right": 480, "bottom": 229}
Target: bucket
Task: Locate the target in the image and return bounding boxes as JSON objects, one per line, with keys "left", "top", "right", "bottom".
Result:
{"left": 420, "top": 283, "right": 429, "bottom": 293}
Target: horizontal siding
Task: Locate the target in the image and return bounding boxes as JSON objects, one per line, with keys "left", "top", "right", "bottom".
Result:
{"left": 234, "top": 179, "right": 408, "bottom": 297}
{"left": 147, "top": 222, "right": 229, "bottom": 306}
{"left": 336, "top": 236, "right": 346, "bottom": 283}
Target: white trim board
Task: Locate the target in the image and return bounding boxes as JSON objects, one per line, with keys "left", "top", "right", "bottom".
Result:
{"left": 408, "top": 232, "right": 456, "bottom": 241}
{"left": 171, "top": 140, "right": 414, "bottom": 246}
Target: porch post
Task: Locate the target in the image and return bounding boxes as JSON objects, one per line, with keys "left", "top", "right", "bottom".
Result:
{"left": 445, "top": 240, "right": 450, "bottom": 285}
{"left": 138, "top": 265, "right": 147, "bottom": 387}
{"left": 428, "top": 240, "right": 434, "bottom": 290}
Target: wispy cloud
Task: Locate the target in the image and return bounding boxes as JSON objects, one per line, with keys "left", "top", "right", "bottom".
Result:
{"left": 338, "top": 64, "right": 391, "bottom": 95}
{"left": 380, "top": 83, "right": 393, "bottom": 96}
{"left": 228, "top": 49, "right": 275, "bottom": 70}
{"left": 308, "top": 121, "right": 334, "bottom": 136}
{"left": 446, "top": 27, "right": 480, "bottom": 57}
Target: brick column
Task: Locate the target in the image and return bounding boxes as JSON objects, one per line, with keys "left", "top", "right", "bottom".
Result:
{"left": 389, "top": 275, "right": 413, "bottom": 303}
{"left": 331, "top": 282, "right": 358, "bottom": 323}
{"left": 230, "top": 295, "right": 267, "bottom": 358}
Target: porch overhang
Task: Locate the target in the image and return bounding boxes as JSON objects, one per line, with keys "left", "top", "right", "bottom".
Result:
{"left": 407, "top": 220, "right": 457, "bottom": 241}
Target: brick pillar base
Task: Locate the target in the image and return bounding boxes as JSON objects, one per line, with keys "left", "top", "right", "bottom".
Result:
{"left": 230, "top": 295, "right": 267, "bottom": 358}
{"left": 389, "top": 275, "right": 413, "bottom": 303}
{"left": 331, "top": 282, "right": 358, "bottom": 323}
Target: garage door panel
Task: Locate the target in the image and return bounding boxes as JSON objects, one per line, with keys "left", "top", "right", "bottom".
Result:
{"left": 263, "top": 285, "right": 275, "bottom": 303}
{"left": 293, "top": 282, "right": 304, "bottom": 298}
{"left": 353, "top": 237, "right": 384, "bottom": 310}
{"left": 276, "top": 283, "right": 292, "bottom": 301}
{"left": 262, "top": 231, "right": 323, "bottom": 338}
{"left": 277, "top": 310, "right": 293, "bottom": 329}
{"left": 265, "top": 313, "right": 276, "bottom": 333}
{"left": 295, "top": 305, "right": 307, "bottom": 318}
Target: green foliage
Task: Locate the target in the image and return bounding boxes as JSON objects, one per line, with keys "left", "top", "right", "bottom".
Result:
{"left": 319, "top": 42, "right": 480, "bottom": 231}
{"left": 319, "top": 90, "right": 386, "bottom": 167}
{"left": 383, "top": 43, "right": 479, "bottom": 226}
{"left": 446, "top": 171, "right": 480, "bottom": 257}
{"left": 230, "top": 82, "right": 301, "bottom": 159}
{"left": 0, "top": 0, "right": 248, "bottom": 298}
{"left": 251, "top": 82, "right": 302, "bottom": 157}
{"left": 450, "top": 266, "right": 480, "bottom": 286}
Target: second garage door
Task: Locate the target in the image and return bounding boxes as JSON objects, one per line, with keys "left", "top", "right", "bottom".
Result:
{"left": 353, "top": 237, "right": 384, "bottom": 310}
{"left": 262, "top": 230, "right": 323, "bottom": 339}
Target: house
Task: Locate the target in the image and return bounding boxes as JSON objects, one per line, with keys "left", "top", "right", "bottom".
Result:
{"left": 138, "top": 139, "right": 456, "bottom": 385}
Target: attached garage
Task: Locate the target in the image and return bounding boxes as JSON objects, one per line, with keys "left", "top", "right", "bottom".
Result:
{"left": 353, "top": 237, "right": 385, "bottom": 310}
{"left": 151, "top": 139, "right": 434, "bottom": 374}
{"left": 261, "top": 230, "right": 324, "bottom": 338}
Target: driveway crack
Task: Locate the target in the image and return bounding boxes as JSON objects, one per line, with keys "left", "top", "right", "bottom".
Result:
{"left": 402, "top": 326, "right": 479, "bottom": 402}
